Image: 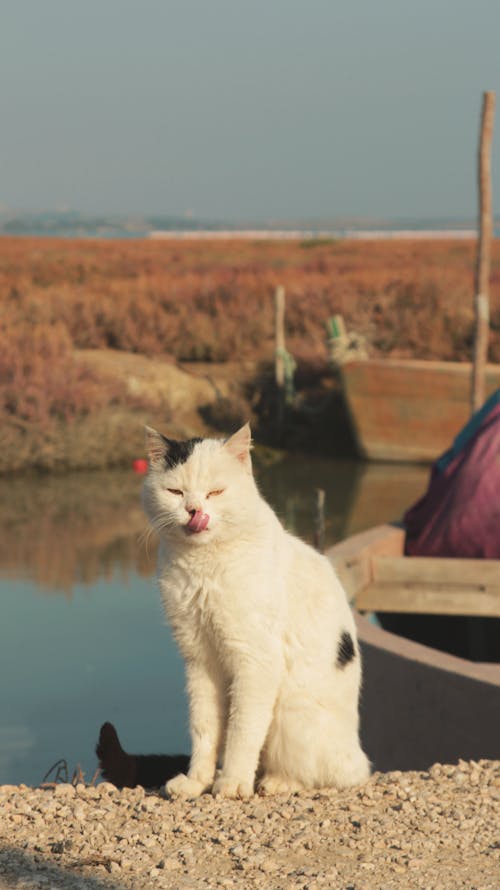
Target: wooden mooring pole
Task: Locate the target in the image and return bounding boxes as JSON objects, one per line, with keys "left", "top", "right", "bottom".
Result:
{"left": 314, "top": 488, "right": 325, "bottom": 553}
{"left": 471, "top": 90, "right": 496, "bottom": 415}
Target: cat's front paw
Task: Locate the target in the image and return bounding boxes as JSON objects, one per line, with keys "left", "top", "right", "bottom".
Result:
{"left": 212, "top": 775, "right": 254, "bottom": 800}
{"left": 257, "top": 775, "right": 305, "bottom": 796}
{"left": 165, "top": 773, "right": 208, "bottom": 799}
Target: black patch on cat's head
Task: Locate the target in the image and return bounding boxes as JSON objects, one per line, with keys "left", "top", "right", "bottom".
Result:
{"left": 162, "top": 436, "right": 203, "bottom": 470}
{"left": 336, "top": 630, "right": 355, "bottom": 669}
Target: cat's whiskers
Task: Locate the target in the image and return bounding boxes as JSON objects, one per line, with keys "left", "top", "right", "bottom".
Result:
{"left": 138, "top": 511, "right": 178, "bottom": 553}
{"left": 150, "top": 512, "right": 180, "bottom": 537}
{"left": 137, "top": 525, "right": 158, "bottom": 559}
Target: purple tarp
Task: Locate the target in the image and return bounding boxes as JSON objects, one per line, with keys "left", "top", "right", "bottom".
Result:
{"left": 404, "top": 391, "right": 500, "bottom": 559}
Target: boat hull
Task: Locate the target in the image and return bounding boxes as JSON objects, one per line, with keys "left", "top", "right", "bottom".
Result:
{"left": 327, "top": 526, "right": 500, "bottom": 770}
{"left": 340, "top": 358, "right": 500, "bottom": 462}
{"left": 355, "top": 611, "right": 500, "bottom": 771}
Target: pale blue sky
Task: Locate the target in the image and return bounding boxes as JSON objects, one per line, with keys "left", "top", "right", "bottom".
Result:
{"left": 1, "top": 0, "right": 499, "bottom": 221}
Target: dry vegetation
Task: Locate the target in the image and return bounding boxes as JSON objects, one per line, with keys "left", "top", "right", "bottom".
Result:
{"left": 1, "top": 236, "right": 499, "bottom": 466}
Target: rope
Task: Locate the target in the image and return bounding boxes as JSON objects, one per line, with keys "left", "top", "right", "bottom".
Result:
{"left": 275, "top": 347, "right": 297, "bottom": 404}
{"left": 326, "top": 317, "right": 368, "bottom": 367}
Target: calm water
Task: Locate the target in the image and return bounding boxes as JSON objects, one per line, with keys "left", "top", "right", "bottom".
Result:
{"left": 0, "top": 457, "right": 428, "bottom": 786}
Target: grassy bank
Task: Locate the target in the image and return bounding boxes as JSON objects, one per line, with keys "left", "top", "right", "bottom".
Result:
{"left": 1, "top": 236, "right": 499, "bottom": 471}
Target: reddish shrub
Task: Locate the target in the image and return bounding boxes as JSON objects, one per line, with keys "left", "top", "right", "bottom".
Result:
{"left": 0, "top": 319, "right": 114, "bottom": 424}
{"left": 0, "top": 236, "right": 498, "bottom": 426}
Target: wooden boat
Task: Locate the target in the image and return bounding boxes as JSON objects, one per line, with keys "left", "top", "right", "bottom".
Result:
{"left": 326, "top": 524, "right": 500, "bottom": 771}
{"left": 339, "top": 358, "right": 500, "bottom": 462}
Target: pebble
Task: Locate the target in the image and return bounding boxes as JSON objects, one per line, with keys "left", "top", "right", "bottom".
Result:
{"left": 0, "top": 760, "right": 498, "bottom": 889}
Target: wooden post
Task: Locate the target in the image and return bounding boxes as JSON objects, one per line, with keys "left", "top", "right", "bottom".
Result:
{"left": 274, "top": 285, "right": 286, "bottom": 424}
{"left": 314, "top": 488, "right": 325, "bottom": 553}
{"left": 471, "top": 90, "right": 496, "bottom": 414}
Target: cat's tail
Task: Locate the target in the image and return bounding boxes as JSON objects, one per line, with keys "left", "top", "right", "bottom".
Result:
{"left": 95, "top": 722, "right": 190, "bottom": 790}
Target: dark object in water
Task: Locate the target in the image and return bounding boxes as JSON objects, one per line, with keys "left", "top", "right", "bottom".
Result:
{"left": 96, "top": 722, "right": 189, "bottom": 789}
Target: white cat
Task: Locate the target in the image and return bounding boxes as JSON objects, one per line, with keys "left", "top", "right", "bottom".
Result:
{"left": 142, "top": 423, "right": 370, "bottom": 799}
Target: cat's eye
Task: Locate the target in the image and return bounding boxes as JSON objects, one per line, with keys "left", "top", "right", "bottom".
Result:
{"left": 167, "top": 488, "right": 183, "bottom": 496}
{"left": 207, "top": 489, "right": 224, "bottom": 498}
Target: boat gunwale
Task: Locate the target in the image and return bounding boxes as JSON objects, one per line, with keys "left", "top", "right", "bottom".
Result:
{"left": 326, "top": 523, "right": 500, "bottom": 687}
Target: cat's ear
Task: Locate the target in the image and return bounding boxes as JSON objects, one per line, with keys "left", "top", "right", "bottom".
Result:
{"left": 145, "top": 426, "right": 169, "bottom": 467}
{"left": 224, "top": 423, "right": 252, "bottom": 472}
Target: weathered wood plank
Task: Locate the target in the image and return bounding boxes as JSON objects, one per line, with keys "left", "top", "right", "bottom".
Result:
{"left": 328, "top": 524, "right": 405, "bottom": 602}
{"left": 373, "top": 555, "right": 500, "bottom": 587}
{"left": 356, "top": 582, "right": 500, "bottom": 617}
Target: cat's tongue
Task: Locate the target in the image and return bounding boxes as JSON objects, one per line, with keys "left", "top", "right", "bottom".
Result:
{"left": 186, "top": 510, "right": 210, "bottom": 533}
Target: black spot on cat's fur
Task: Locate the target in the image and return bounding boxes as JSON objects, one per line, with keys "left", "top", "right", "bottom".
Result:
{"left": 96, "top": 722, "right": 189, "bottom": 789}
{"left": 163, "top": 436, "right": 203, "bottom": 470}
{"left": 336, "top": 631, "right": 355, "bottom": 668}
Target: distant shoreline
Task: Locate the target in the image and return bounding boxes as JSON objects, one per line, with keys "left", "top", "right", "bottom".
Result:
{"left": 2, "top": 214, "right": 499, "bottom": 240}
{"left": 148, "top": 228, "right": 480, "bottom": 241}
{"left": 0, "top": 227, "right": 485, "bottom": 241}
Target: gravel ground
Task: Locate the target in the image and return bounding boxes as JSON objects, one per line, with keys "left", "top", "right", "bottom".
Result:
{"left": 0, "top": 760, "right": 499, "bottom": 890}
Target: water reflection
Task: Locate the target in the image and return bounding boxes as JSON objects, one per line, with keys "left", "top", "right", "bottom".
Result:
{"left": 0, "top": 459, "right": 428, "bottom": 594}
{"left": 0, "top": 457, "right": 428, "bottom": 784}
{"left": 0, "top": 471, "right": 152, "bottom": 594}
